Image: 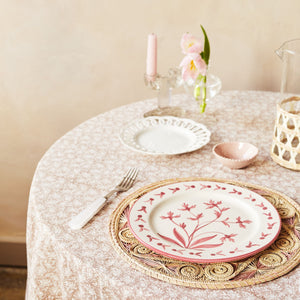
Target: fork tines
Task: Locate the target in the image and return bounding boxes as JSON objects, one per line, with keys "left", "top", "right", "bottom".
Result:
{"left": 120, "top": 168, "right": 139, "bottom": 188}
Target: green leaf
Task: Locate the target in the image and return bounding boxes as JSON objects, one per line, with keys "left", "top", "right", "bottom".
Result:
{"left": 200, "top": 25, "right": 210, "bottom": 65}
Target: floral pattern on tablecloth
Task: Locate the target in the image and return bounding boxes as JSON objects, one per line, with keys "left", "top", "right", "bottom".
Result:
{"left": 26, "top": 91, "right": 300, "bottom": 299}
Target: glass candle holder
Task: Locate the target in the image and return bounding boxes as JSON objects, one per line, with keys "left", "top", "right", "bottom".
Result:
{"left": 144, "top": 68, "right": 184, "bottom": 118}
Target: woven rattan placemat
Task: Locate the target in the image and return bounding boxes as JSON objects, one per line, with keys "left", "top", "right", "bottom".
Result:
{"left": 109, "top": 178, "right": 300, "bottom": 289}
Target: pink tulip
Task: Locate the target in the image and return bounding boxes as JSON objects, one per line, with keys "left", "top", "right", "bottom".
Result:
{"left": 180, "top": 33, "right": 203, "bottom": 54}
{"left": 180, "top": 53, "right": 207, "bottom": 81}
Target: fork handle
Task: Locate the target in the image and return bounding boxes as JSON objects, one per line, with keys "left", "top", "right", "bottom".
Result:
{"left": 68, "top": 197, "right": 107, "bottom": 230}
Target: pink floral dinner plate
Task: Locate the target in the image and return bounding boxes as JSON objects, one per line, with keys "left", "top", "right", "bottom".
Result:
{"left": 128, "top": 180, "right": 281, "bottom": 263}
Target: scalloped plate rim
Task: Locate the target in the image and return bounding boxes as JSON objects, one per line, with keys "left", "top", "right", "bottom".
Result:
{"left": 119, "top": 116, "right": 211, "bottom": 155}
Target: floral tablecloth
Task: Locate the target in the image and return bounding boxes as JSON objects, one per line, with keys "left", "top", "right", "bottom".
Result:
{"left": 26, "top": 91, "right": 300, "bottom": 299}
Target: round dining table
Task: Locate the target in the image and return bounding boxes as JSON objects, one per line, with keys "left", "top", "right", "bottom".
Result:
{"left": 26, "top": 91, "right": 300, "bottom": 299}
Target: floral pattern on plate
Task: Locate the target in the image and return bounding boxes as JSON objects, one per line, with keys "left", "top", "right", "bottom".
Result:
{"left": 128, "top": 181, "right": 281, "bottom": 263}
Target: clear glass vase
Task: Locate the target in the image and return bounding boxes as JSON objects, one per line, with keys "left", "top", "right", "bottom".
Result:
{"left": 183, "top": 73, "right": 222, "bottom": 105}
{"left": 182, "top": 73, "right": 222, "bottom": 127}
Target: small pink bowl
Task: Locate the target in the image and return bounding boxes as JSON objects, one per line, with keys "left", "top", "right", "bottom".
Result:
{"left": 213, "top": 142, "right": 258, "bottom": 169}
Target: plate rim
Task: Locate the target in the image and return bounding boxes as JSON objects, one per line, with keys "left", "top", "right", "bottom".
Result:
{"left": 128, "top": 180, "right": 282, "bottom": 263}
{"left": 119, "top": 116, "right": 211, "bottom": 155}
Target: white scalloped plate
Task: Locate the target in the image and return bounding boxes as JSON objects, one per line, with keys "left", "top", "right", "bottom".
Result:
{"left": 119, "top": 116, "right": 211, "bottom": 155}
{"left": 128, "top": 180, "right": 281, "bottom": 263}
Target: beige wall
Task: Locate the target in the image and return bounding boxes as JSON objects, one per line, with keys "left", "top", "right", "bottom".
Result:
{"left": 0, "top": 0, "right": 300, "bottom": 243}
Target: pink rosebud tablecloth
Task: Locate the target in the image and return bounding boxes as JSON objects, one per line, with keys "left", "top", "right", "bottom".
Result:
{"left": 26, "top": 91, "right": 300, "bottom": 299}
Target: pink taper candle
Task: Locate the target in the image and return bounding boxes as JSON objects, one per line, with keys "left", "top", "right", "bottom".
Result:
{"left": 146, "top": 33, "right": 157, "bottom": 80}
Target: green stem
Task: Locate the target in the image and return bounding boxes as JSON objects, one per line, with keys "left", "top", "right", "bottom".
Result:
{"left": 200, "top": 75, "right": 207, "bottom": 113}
{"left": 193, "top": 75, "right": 207, "bottom": 113}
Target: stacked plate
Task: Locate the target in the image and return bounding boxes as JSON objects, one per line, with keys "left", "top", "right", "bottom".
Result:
{"left": 127, "top": 180, "right": 281, "bottom": 263}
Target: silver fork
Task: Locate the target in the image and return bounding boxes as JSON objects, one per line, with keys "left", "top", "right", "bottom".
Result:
{"left": 68, "top": 168, "right": 139, "bottom": 230}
